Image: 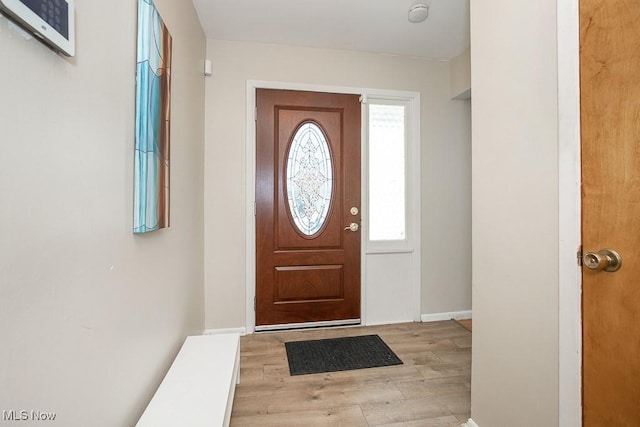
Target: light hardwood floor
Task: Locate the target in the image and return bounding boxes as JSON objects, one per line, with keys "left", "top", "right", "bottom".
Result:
{"left": 230, "top": 321, "right": 471, "bottom": 426}
{"left": 455, "top": 319, "right": 472, "bottom": 332}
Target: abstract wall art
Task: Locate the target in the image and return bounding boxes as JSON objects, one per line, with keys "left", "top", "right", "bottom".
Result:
{"left": 134, "top": 0, "right": 172, "bottom": 233}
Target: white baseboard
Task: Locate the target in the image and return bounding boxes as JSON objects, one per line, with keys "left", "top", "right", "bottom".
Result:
{"left": 421, "top": 310, "right": 472, "bottom": 323}
{"left": 365, "top": 318, "right": 416, "bottom": 326}
{"left": 203, "top": 327, "right": 247, "bottom": 336}
{"left": 462, "top": 419, "right": 479, "bottom": 427}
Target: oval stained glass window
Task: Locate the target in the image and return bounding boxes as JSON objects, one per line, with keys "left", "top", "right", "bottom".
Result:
{"left": 286, "top": 122, "right": 333, "bottom": 236}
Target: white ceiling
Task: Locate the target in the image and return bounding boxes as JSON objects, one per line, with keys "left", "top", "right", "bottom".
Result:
{"left": 191, "top": 0, "right": 470, "bottom": 60}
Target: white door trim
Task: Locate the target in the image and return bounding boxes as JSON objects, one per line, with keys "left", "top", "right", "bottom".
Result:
{"left": 245, "top": 80, "right": 421, "bottom": 333}
{"left": 558, "top": 0, "right": 582, "bottom": 425}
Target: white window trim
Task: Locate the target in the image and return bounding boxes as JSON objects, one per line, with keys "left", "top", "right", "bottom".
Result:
{"left": 363, "top": 97, "right": 417, "bottom": 254}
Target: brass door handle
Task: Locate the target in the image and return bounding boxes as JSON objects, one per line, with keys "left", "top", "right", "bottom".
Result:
{"left": 344, "top": 223, "right": 359, "bottom": 232}
{"left": 583, "top": 249, "right": 622, "bottom": 272}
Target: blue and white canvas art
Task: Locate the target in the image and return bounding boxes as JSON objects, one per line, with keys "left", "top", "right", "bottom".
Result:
{"left": 134, "top": 0, "right": 172, "bottom": 233}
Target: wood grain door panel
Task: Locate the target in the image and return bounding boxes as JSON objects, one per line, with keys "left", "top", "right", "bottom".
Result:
{"left": 256, "top": 89, "right": 361, "bottom": 327}
{"left": 580, "top": 0, "right": 640, "bottom": 424}
{"left": 274, "top": 265, "right": 344, "bottom": 303}
{"left": 275, "top": 109, "right": 343, "bottom": 250}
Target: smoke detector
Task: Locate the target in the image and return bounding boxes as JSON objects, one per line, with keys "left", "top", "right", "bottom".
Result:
{"left": 408, "top": 4, "right": 429, "bottom": 23}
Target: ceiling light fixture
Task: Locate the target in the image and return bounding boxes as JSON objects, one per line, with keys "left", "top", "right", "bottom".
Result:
{"left": 408, "top": 4, "right": 429, "bottom": 23}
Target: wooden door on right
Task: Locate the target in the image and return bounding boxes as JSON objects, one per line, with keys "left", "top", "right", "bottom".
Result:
{"left": 580, "top": 0, "right": 640, "bottom": 424}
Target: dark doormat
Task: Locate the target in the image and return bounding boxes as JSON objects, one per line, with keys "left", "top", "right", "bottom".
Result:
{"left": 285, "top": 334, "right": 403, "bottom": 376}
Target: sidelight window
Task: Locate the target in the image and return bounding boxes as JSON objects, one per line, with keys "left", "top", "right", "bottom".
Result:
{"left": 366, "top": 99, "right": 412, "bottom": 252}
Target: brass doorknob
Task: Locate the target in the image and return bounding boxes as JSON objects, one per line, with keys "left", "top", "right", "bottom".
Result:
{"left": 583, "top": 249, "right": 622, "bottom": 272}
{"left": 344, "top": 223, "right": 359, "bottom": 232}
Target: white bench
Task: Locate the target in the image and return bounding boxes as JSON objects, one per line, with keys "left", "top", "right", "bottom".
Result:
{"left": 136, "top": 333, "right": 240, "bottom": 427}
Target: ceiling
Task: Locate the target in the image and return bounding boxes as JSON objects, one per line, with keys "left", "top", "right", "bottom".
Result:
{"left": 191, "top": 0, "right": 470, "bottom": 60}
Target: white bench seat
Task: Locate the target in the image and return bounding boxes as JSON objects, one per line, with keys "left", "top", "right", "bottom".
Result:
{"left": 136, "top": 333, "right": 240, "bottom": 427}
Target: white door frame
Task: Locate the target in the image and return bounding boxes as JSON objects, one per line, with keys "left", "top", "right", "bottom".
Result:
{"left": 558, "top": 0, "right": 582, "bottom": 425}
{"left": 244, "top": 80, "right": 421, "bottom": 333}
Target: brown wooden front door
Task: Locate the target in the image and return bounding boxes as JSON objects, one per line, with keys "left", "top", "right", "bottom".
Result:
{"left": 255, "top": 89, "right": 361, "bottom": 327}
{"left": 580, "top": 0, "right": 640, "bottom": 424}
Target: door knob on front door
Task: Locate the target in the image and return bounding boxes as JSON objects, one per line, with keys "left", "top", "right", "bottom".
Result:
{"left": 583, "top": 249, "right": 622, "bottom": 272}
{"left": 344, "top": 223, "right": 359, "bottom": 232}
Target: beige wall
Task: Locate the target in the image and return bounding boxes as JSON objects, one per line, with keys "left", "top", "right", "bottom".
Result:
{"left": 203, "top": 40, "right": 471, "bottom": 329}
{"left": 470, "top": 1, "right": 559, "bottom": 426}
{"left": 0, "top": 1, "right": 205, "bottom": 426}
{"left": 450, "top": 47, "right": 471, "bottom": 100}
